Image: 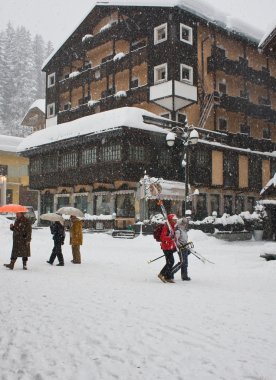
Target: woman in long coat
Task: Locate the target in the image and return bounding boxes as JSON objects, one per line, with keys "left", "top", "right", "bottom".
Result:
{"left": 4, "top": 212, "right": 32, "bottom": 270}
{"left": 70, "top": 215, "right": 83, "bottom": 264}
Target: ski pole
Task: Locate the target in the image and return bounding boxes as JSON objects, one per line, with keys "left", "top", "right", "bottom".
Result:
{"left": 147, "top": 254, "right": 165, "bottom": 264}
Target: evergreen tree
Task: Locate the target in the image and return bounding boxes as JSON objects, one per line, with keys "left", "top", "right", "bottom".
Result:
{"left": 0, "top": 23, "right": 53, "bottom": 136}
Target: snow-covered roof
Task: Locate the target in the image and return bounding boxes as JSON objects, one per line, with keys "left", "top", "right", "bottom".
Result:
{"left": 258, "top": 23, "right": 276, "bottom": 49}
{"left": 17, "top": 107, "right": 168, "bottom": 152}
{"left": 42, "top": 0, "right": 263, "bottom": 70}
{"left": 21, "top": 99, "right": 45, "bottom": 125}
{"left": 0, "top": 135, "right": 24, "bottom": 153}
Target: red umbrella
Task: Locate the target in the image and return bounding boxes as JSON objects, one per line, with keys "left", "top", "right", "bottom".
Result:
{"left": 0, "top": 204, "right": 28, "bottom": 213}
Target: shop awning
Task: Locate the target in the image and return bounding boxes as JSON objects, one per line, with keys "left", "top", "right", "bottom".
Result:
{"left": 138, "top": 178, "right": 187, "bottom": 201}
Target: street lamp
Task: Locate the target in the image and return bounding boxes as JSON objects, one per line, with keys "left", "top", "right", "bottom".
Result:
{"left": 166, "top": 126, "right": 199, "bottom": 214}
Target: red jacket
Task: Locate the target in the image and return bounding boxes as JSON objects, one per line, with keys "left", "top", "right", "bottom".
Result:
{"left": 160, "top": 219, "right": 177, "bottom": 251}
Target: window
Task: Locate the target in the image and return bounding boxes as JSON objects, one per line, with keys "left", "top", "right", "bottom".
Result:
{"left": 116, "top": 194, "right": 135, "bottom": 217}
{"left": 240, "top": 90, "right": 249, "bottom": 99}
{"left": 44, "top": 156, "right": 57, "bottom": 172}
{"left": 81, "top": 148, "right": 97, "bottom": 165}
{"left": 235, "top": 196, "right": 245, "bottom": 214}
{"left": 240, "top": 124, "right": 250, "bottom": 136}
{"left": 218, "top": 82, "right": 227, "bottom": 95}
{"left": 224, "top": 151, "right": 238, "bottom": 188}
{"left": 195, "top": 194, "right": 208, "bottom": 220}
{"left": 263, "top": 127, "right": 271, "bottom": 140}
{"left": 218, "top": 118, "right": 228, "bottom": 132}
{"left": 101, "top": 145, "right": 121, "bottom": 161}
{"left": 60, "top": 152, "right": 77, "bottom": 169}
{"left": 47, "top": 72, "right": 55, "bottom": 88}
{"left": 224, "top": 195, "right": 233, "bottom": 215}
{"left": 64, "top": 103, "right": 71, "bottom": 111}
{"left": 249, "top": 156, "right": 262, "bottom": 190}
{"left": 131, "top": 78, "right": 139, "bottom": 88}
{"left": 180, "top": 64, "right": 193, "bottom": 84}
{"left": 95, "top": 194, "right": 112, "bottom": 215}
{"left": 180, "top": 23, "right": 193, "bottom": 44}
{"left": 210, "top": 194, "right": 220, "bottom": 215}
{"left": 178, "top": 113, "right": 187, "bottom": 125}
{"left": 247, "top": 197, "right": 255, "bottom": 213}
{"left": 154, "top": 63, "right": 167, "bottom": 83}
{"left": 161, "top": 113, "right": 170, "bottom": 119}
{"left": 57, "top": 196, "right": 69, "bottom": 209}
{"left": 196, "top": 150, "right": 209, "bottom": 167}
{"left": 159, "top": 150, "right": 172, "bottom": 166}
{"left": 154, "top": 23, "right": 167, "bottom": 44}
{"left": 74, "top": 195, "right": 88, "bottom": 213}
{"left": 47, "top": 103, "right": 55, "bottom": 118}
{"left": 271, "top": 161, "right": 276, "bottom": 177}
{"left": 30, "top": 159, "right": 41, "bottom": 174}
{"left": 129, "top": 146, "right": 145, "bottom": 162}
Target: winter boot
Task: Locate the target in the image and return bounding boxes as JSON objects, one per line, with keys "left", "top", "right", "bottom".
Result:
{"left": 181, "top": 273, "right": 191, "bottom": 281}
{"left": 157, "top": 273, "right": 167, "bottom": 283}
{"left": 4, "top": 259, "right": 16, "bottom": 270}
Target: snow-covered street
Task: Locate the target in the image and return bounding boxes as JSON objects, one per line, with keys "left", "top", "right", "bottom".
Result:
{"left": 1, "top": 219, "right": 276, "bottom": 380}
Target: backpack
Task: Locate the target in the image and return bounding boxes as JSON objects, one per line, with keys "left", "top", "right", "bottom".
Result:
{"left": 153, "top": 224, "right": 164, "bottom": 242}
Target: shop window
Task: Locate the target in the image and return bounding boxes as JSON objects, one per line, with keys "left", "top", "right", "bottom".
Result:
{"left": 101, "top": 145, "right": 121, "bottom": 162}
{"left": 6, "top": 189, "right": 13, "bottom": 204}
{"left": 247, "top": 197, "right": 255, "bottom": 213}
{"left": 116, "top": 194, "right": 135, "bottom": 217}
{"left": 81, "top": 148, "right": 97, "bottom": 165}
{"left": 180, "top": 64, "right": 193, "bottom": 84}
{"left": 154, "top": 63, "right": 167, "bottom": 83}
{"left": 224, "top": 195, "right": 233, "bottom": 215}
{"left": 235, "top": 196, "right": 245, "bottom": 214}
{"left": 95, "top": 194, "right": 112, "bottom": 215}
{"left": 210, "top": 194, "right": 220, "bottom": 215}
{"left": 180, "top": 23, "right": 193, "bottom": 44}
{"left": 41, "top": 192, "right": 54, "bottom": 214}
{"left": 57, "top": 196, "right": 69, "bottom": 209}
{"left": 74, "top": 195, "right": 88, "bottom": 213}
{"left": 154, "top": 23, "right": 167, "bottom": 45}
{"left": 47, "top": 72, "right": 55, "bottom": 88}
{"left": 195, "top": 194, "right": 208, "bottom": 220}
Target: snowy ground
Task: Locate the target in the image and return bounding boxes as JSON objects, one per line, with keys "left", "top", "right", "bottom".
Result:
{"left": 0, "top": 217, "right": 276, "bottom": 380}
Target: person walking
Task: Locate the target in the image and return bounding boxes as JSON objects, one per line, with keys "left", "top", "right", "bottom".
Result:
{"left": 70, "top": 215, "right": 83, "bottom": 264}
{"left": 171, "top": 217, "right": 191, "bottom": 281}
{"left": 158, "top": 213, "right": 178, "bottom": 283}
{"left": 47, "top": 221, "right": 65, "bottom": 266}
{"left": 4, "top": 212, "right": 32, "bottom": 270}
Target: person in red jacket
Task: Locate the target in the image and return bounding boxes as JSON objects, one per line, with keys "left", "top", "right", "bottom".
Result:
{"left": 158, "top": 214, "right": 178, "bottom": 283}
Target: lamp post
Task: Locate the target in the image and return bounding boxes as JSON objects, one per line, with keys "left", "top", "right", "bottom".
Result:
{"left": 166, "top": 127, "right": 199, "bottom": 215}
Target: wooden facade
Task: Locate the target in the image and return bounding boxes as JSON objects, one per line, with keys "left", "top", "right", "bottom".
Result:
{"left": 21, "top": 4, "right": 276, "bottom": 221}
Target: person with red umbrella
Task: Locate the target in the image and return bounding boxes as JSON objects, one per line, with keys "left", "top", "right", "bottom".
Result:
{"left": 3, "top": 210, "right": 32, "bottom": 270}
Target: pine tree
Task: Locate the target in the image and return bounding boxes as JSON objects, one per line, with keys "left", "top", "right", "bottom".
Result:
{"left": 0, "top": 23, "right": 53, "bottom": 136}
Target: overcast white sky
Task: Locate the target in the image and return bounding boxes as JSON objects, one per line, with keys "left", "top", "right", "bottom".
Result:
{"left": 1, "top": 0, "right": 276, "bottom": 47}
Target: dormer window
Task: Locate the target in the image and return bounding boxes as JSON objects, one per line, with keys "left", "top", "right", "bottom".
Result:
{"left": 180, "top": 64, "right": 193, "bottom": 85}
{"left": 154, "top": 63, "right": 167, "bottom": 84}
{"left": 47, "top": 73, "right": 56, "bottom": 88}
{"left": 154, "top": 23, "right": 167, "bottom": 45}
{"left": 180, "top": 24, "right": 193, "bottom": 45}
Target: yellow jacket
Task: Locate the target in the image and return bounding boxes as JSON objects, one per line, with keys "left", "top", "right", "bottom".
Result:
{"left": 70, "top": 219, "right": 83, "bottom": 246}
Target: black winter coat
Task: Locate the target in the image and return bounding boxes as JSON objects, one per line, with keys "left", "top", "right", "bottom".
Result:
{"left": 50, "top": 222, "right": 65, "bottom": 245}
